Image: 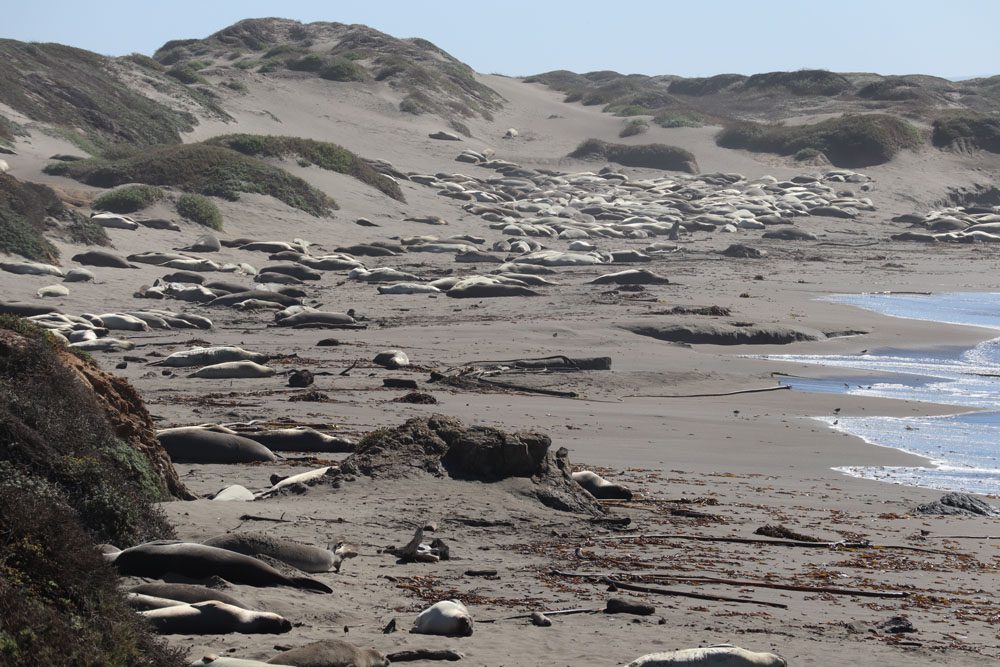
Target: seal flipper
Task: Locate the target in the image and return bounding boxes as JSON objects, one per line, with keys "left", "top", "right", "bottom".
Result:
{"left": 292, "top": 576, "right": 333, "bottom": 594}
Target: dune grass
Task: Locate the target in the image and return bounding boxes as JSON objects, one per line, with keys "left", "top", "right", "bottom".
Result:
{"left": 0, "top": 173, "right": 62, "bottom": 261}
{"left": 653, "top": 110, "right": 709, "bottom": 128}
{"left": 206, "top": 134, "right": 405, "bottom": 201}
{"left": 743, "top": 69, "right": 852, "bottom": 96}
{"left": 668, "top": 74, "right": 747, "bottom": 96}
{"left": 44, "top": 143, "right": 337, "bottom": 216}
{"left": 91, "top": 184, "right": 164, "bottom": 213}
{"left": 620, "top": 119, "right": 649, "bottom": 138}
{"left": 932, "top": 113, "right": 1000, "bottom": 153}
{"left": 716, "top": 114, "right": 923, "bottom": 167}
{"left": 570, "top": 139, "right": 698, "bottom": 173}
{"left": 176, "top": 193, "right": 222, "bottom": 229}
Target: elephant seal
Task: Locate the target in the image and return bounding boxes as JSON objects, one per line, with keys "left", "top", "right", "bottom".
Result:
{"left": 91, "top": 212, "right": 139, "bottom": 230}
{"left": 202, "top": 532, "right": 335, "bottom": 573}
{"left": 257, "top": 466, "right": 336, "bottom": 498}
{"left": 136, "top": 217, "right": 181, "bottom": 231}
{"left": 373, "top": 350, "right": 409, "bottom": 369}
{"left": 376, "top": 283, "right": 441, "bottom": 295}
{"left": 275, "top": 311, "right": 357, "bottom": 328}
{"left": 193, "top": 657, "right": 292, "bottom": 667}
{"left": 127, "top": 593, "right": 188, "bottom": 611}
{"left": 266, "top": 639, "right": 389, "bottom": 666}
{"left": 572, "top": 471, "right": 633, "bottom": 500}
{"left": 625, "top": 645, "right": 786, "bottom": 666}
{"left": 94, "top": 313, "right": 150, "bottom": 331}
{"left": 155, "top": 346, "right": 268, "bottom": 368}
{"left": 590, "top": 269, "right": 670, "bottom": 285}
{"left": 180, "top": 233, "right": 222, "bottom": 253}
{"left": 446, "top": 278, "right": 539, "bottom": 299}
{"left": 211, "top": 484, "right": 256, "bottom": 501}
{"left": 258, "top": 263, "right": 322, "bottom": 281}
{"left": 64, "top": 268, "right": 96, "bottom": 282}
{"left": 157, "top": 427, "right": 278, "bottom": 463}
{"left": 0, "top": 261, "right": 64, "bottom": 277}
{"left": 71, "top": 250, "right": 134, "bottom": 269}
{"left": 37, "top": 284, "right": 69, "bottom": 298}
{"left": 412, "top": 600, "right": 473, "bottom": 637}
{"left": 239, "top": 427, "right": 354, "bottom": 453}
{"left": 141, "top": 600, "right": 292, "bottom": 635}
{"left": 209, "top": 290, "right": 301, "bottom": 308}
{"left": 113, "top": 542, "right": 333, "bottom": 593}
{"left": 189, "top": 361, "right": 275, "bottom": 379}
{"left": 129, "top": 582, "right": 249, "bottom": 609}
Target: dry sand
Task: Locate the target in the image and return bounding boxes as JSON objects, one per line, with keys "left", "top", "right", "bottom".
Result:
{"left": 3, "top": 72, "right": 999, "bottom": 666}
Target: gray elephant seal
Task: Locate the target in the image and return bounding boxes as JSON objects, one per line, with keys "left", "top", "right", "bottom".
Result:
{"left": 202, "top": 532, "right": 336, "bottom": 573}
{"left": 239, "top": 427, "right": 354, "bottom": 453}
{"left": 590, "top": 269, "right": 670, "bottom": 285}
{"left": 266, "top": 639, "right": 389, "bottom": 666}
{"left": 189, "top": 361, "right": 276, "bottom": 379}
{"left": 71, "top": 250, "right": 134, "bottom": 269}
{"left": 572, "top": 470, "right": 634, "bottom": 500}
{"left": 141, "top": 600, "right": 292, "bottom": 635}
{"left": 194, "top": 657, "right": 293, "bottom": 667}
{"left": 155, "top": 346, "right": 268, "bottom": 368}
{"left": 113, "top": 542, "right": 333, "bottom": 593}
{"left": 129, "top": 582, "right": 249, "bottom": 609}
{"left": 412, "top": 600, "right": 473, "bottom": 637}
{"left": 625, "top": 645, "right": 786, "bottom": 666}
{"left": 157, "top": 427, "right": 278, "bottom": 463}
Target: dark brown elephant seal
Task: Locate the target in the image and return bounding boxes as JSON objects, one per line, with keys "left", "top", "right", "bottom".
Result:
{"left": 156, "top": 427, "right": 278, "bottom": 463}
{"left": 203, "top": 532, "right": 335, "bottom": 573}
{"left": 112, "top": 542, "right": 333, "bottom": 593}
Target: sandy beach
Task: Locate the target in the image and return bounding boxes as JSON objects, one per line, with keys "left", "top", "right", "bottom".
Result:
{"left": 2, "top": 30, "right": 1000, "bottom": 666}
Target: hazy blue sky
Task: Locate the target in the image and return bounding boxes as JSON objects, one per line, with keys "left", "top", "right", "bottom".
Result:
{"left": 6, "top": 1, "right": 999, "bottom": 79}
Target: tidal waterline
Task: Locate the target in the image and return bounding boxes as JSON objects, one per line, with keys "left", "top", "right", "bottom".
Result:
{"left": 761, "top": 292, "right": 1000, "bottom": 495}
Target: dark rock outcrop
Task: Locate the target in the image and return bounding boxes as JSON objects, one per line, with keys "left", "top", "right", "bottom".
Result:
{"left": 915, "top": 492, "right": 999, "bottom": 516}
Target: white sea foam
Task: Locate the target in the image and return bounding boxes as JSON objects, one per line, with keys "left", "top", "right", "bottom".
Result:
{"left": 756, "top": 292, "right": 1000, "bottom": 494}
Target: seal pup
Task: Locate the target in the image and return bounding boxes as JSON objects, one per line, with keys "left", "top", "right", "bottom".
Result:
{"left": 572, "top": 470, "right": 634, "bottom": 500}
{"left": 266, "top": 639, "right": 389, "bottom": 666}
{"left": 211, "top": 484, "right": 256, "bottom": 501}
{"left": 112, "top": 542, "right": 333, "bottom": 593}
{"left": 141, "top": 600, "right": 292, "bottom": 635}
{"left": 202, "top": 532, "right": 336, "bottom": 573}
{"left": 256, "top": 465, "right": 336, "bottom": 498}
{"left": 625, "top": 645, "right": 786, "bottom": 666}
{"left": 412, "top": 600, "right": 473, "bottom": 637}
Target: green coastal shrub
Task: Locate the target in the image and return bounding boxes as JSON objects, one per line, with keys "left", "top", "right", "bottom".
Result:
{"left": 570, "top": 138, "right": 698, "bottom": 173}
{"left": 91, "top": 184, "right": 164, "bottom": 213}
{"left": 932, "top": 113, "right": 1000, "bottom": 153}
{"left": 716, "top": 114, "right": 923, "bottom": 167}
{"left": 206, "top": 134, "right": 404, "bottom": 201}
{"left": 620, "top": 119, "right": 649, "bottom": 138}
{"left": 176, "top": 193, "right": 222, "bottom": 229}
{"left": 319, "top": 57, "right": 367, "bottom": 82}
{"left": 43, "top": 143, "right": 337, "bottom": 216}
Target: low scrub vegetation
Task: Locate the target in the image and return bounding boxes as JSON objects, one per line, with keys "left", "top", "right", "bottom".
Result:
{"left": 0, "top": 173, "right": 63, "bottom": 261}
{"left": 653, "top": 110, "right": 708, "bottom": 128}
{"left": 91, "top": 184, "right": 164, "bottom": 213}
{"left": 570, "top": 139, "right": 698, "bottom": 173}
{"left": 932, "top": 113, "right": 1000, "bottom": 153}
{"left": 176, "top": 193, "right": 222, "bottom": 229}
{"left": 206, "top": 134, "right": 404, "bottom": 201}
{"left": 743, "top": 69, "right": 852, "bottom": 96}
{"left": 716, "top": 114, "right": 923, "bottom": 167}
{"left": 44, "top": 143, "right": 337, "bottom": 216}
{"left": 620, "top": 118, "right": 649, "bottom": 137}
{"left": 668, "top": 74, "right": 746, "bottom": 96}
{"left": 0, "top": 317, "right": 183, "bottom": 666}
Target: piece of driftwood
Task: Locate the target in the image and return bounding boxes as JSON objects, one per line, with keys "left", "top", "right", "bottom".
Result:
{"left": 552, "top": 570, "right": 907, "bottom": 599}
{"left": 339, "top": 359, "right": 359, "bottom": 376}
{"left": 388, "top": 648, "right": 464, "bottom": 661}
{"left": 601, "top": 577, "right": 787, "bottom": 609}
{"left": 625, "top": 385, "right": 790, "bottom": 399}
{"left": 465, "top": 355, "right": 612, "bottom": 371}
{"left": 594, "top": 533, "right": 952, "bottom": 555}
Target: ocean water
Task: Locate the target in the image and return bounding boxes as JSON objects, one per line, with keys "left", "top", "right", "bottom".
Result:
{"left": 760, "top": 292, "right": 1000, "bottom": 495}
